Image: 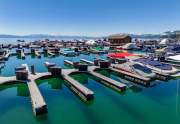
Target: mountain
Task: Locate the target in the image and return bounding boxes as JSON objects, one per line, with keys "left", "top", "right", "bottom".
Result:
{"left": 0, "top": 34, "right": 101, "bottom": 39}
{"left": 0, "top": 30, "right": 180, "bottom": 39}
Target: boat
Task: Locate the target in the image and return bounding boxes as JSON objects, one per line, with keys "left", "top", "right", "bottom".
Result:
{"left": 107, "top": 52, "right": 137, "bottom": 59}
{"left": 134, "top": 58, "right": 178, "bottom": 75}
{"left": 44, "top": 62, "right": 56, "bottom": 68}
{"left": 111, "top": 62, "right": 156, "bottom": 79}
{"left": 60, "top": 48, "right": 76, "bottom": 56}
{"left": 166, "top": 55, "right": 180, "bottom": 64}
{"left": 0, "top": 49, "right": 10, "bottom": 60}
{"left": 122, "top": 43, "right": 137, "bottom": 50}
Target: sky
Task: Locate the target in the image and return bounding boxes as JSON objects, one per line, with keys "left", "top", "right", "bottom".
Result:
{"left": 0, "top": 0, "right": 180, "bottom": 36}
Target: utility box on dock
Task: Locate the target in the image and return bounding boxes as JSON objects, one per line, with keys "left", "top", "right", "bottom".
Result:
{"left": 31, "top": 65, "right": 35, "bottom": 74}
{"left": 16, "top": 70, "right": 28, "bottom": 80}
{"left": 73, "top": 62, "right": 80, "bottom": 68}
{"left": 99, "top": 61, "right": 110, "bottom": 68}
{"left": 74, "top": 48, "right": 79, "bottom": 52}
{"left": 78, "top": 64, "right": 88, "bottom": 71}
{"left": 49, "top": 66, "right": 62, "bottom": 76}
{"left": 15, "top": 66, "right": 26, "bottom": 71}
{"left": 94, "top": 59, "right": 99, "bottom": 66}
{"left": 31, "top": 49, "right": 35, "bottom": 53}
{"left": 16, "top": 49, "right": 21, "bottom": 54}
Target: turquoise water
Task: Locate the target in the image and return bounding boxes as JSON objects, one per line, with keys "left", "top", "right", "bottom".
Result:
{"left": 0, "top": 49, "right": 180, "bottom": 124}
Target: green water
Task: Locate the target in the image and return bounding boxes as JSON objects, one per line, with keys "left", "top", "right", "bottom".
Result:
{"left": 0, "top": 49, "right": 180, "bottom": 124}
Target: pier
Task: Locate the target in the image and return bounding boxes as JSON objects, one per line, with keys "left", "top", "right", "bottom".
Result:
{"left": 31, "top": 49, "right": 41, "bottom": 58}
{"left": 0, "top": 64, "right": 50, "bottom": 116}
{"left": 35, "top": 50, "right": 41, "bottom": 57}
{"left": 4, "top": 51, "right": 11, "bottom": 60}
{"left": 88, "top": 66, "right": 126, "bottom": 91}
{"left": 62, "top": 69, "right": 94, "bottom": 101}
{"left": 21, "top": 64, "right": 48, "bottom": 115}
{"left": 64, "top": 60, "right": 74, "bottom": 66}
{"left": 44, "top": 62, "right": 94, "bottom": 101}
{"left": 16, "top": 49, "right": 25, "bottom": 59}
{"left": 27, "top": 79, "right": 47, "bottom": 115}
{"left": 21, "top": 50, "right": 25, "bottom": 59}
{"left": 80, "top": 59, "right": 94, "bottom": 65}
{"left": 110, "top": 66, "right": 151, "bottom": 86}
{"left": 47, "top": 50, "right": 56, "bottom": 56}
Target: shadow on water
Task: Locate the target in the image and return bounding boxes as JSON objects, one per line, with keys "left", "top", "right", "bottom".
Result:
{"left": 36, "top": 77, "right": 63, "bottom": 90}
{"left": 102, "top": 86, "right": 147, "bottom": 123}
{"left": 35, "top": 77, "right": 99, "bottom": 123}
{"left": 71, "top": 73, "right": 147, "bottom": 123}
{"left": 68, "top": 74, "right": 108, "bottom": 124}
{"left": 96, "top": 69, "right": 143, "bottom": 93}
{"left": 36, "top": 113, "right": 48, "bottom": 122}
{"left": 0, "top": 83, "right": 30, "bottom": 117}
{"left": 0, "top": 83, "right": 29, "bottom": 97}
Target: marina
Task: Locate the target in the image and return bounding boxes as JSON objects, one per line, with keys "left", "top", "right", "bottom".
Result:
{"left": 1, "top": 1, "right": 180, "bottom": 123}
{"left": 0, "top": 39, "right": 179, "bottom": 124}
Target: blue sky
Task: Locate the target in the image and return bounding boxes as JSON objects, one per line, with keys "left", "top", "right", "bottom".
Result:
{"left": 0, "top": 0, "right": 179, "bottom": 36}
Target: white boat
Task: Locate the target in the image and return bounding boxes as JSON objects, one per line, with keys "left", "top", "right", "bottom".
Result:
{"left": 166, "top": 55, "right": 180, "bottom": 64}
{"left": 122, "top": 43, "right": 136, "bottom": 50}
{"left": 134, "top": 58, "right": 178, "bottom": 75}
{"left": 111, "top": 62, "right": 156, "bottom": 79}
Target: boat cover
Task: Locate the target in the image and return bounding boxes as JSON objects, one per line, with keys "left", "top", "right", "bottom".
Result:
{"left": 134, "top": 58, "right": 172, "bottom": 70}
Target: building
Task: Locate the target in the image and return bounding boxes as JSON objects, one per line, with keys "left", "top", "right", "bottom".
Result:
{"left": 108, "top": 35, "right": 132, "bottom": 46}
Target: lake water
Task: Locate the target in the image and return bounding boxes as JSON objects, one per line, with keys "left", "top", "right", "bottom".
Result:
{"left": 0, "top": 49, "right": 179, "bottom": 124}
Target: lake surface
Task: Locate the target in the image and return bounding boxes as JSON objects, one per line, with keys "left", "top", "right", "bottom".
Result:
{"left": 0, "top": 49, "right": 179, "bottom": 124}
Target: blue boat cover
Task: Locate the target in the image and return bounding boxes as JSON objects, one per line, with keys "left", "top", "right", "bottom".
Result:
{"left": 134, "top": 58, "right": 172, "bottom": 70}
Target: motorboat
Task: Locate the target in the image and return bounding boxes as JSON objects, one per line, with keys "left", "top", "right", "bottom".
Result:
{"left": 111, "top": 62, "right": 156, "bottom": 79}
{"left": 60, "top": 48, "right": 76, "bottom": 56}
{"left": 134, "top": 58, "right": 178, "bottom": 75}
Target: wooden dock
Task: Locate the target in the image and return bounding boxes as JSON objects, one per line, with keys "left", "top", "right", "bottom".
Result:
{"left": 80, "top": 59, "right": 94, "bottom": 65}
{"left": 88, "top": 66, "right": 126, "bottom": 91}
{"left": 27, "top": 80, "right": 47, "bottom": 115}
{"left": 22, "top": 64, "right": 48, "bottom": 115}
{"left": 47, "top": 50, "right": 55, "bottom": 56}
{"left": 4, "top": 52, "right": 11, "bottom": 60}
{"left": 62, "top": 69, "right": 94, "bottom": 101}
{"left": 110, "top": 66, "right": 151, "bottom": 86}
{"left": 21, "top": 50, "right": 25, "bottom": 59}
{"left": 64, "top": 60, "right": 74, "bottom": 66}
{"left": 44, "top": 62, "right": 94, "bottom": 101}
{"left": 34, "top": 50, "right": 41, "bottom": 58}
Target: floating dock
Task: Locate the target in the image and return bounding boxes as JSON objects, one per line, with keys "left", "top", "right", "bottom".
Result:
{"left": 88, "top": 66, "right": 126, "bottom": 91}
{"left": 4, "top": 52, "right": 11, "bottom": 60}
{"left": 47, "top": 50, "right": 56, "bottom": 56}
{"left": 110, "top": 66, "right": 151, "bottom": 86}
{"left": 62, "top": 69, "right": 94, "bottom": 101}
{"left": 80, "top": 59, "right": 94, "bottom": 65}
{"left": 21, "top": 50, "right": 25, "bottom": 59}
{"left": 27, "top": 80, "right": 47, "bottom": 115}
{"left": 34, "top": 50, "right": 41, "bottom": 58}
{"left": 64, "top": 60, "right": 74, "bottom": 66}
{"left": 22, "top": 64, "right": 48, "bottom": 115}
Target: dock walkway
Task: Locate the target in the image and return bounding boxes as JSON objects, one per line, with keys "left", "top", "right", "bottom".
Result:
{"left": 80, "top": 59, "right": 94, "bottom": 65}
{"left": 88, "top": 66, "right": 126, "bottom": 91}
{"left": 62, "top": 69, "right": 94, "bottom": 101}
{"left": 110, "top": 66, "right": 151, "bottom": 86}
{"left": 23, "top": 64, "right": 48, "bottom": 115}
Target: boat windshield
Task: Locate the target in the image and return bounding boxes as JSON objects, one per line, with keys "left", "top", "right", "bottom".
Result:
{"left": 132, "top": 64, "right": 152, "bottom": 74}
{"left": 134, "top": 58, "right": 172, "bottom": 70}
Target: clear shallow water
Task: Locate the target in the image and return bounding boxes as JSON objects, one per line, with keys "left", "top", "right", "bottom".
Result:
{"left": 0, "top": 50, "right": 180, "bottom": 124}
{"left": 0, "top": 48, "right": 106, "bottom": 76}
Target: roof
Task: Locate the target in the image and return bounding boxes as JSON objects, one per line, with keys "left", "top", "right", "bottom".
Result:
{"left": 159, "top": 39, "right": 169, "bottom": 45}
{"left": 108, "top": 35, "right": 131, "bottom": 40}
{"left": 167, "top": 55, "right": 180, "bottom": 61}
{"left": 107, "top": 52, "right": 136, "bottom": 58}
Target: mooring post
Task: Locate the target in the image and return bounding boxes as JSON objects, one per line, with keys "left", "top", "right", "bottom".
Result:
{"left": 31, "top": 65, "right": 35, "bottom": 74}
